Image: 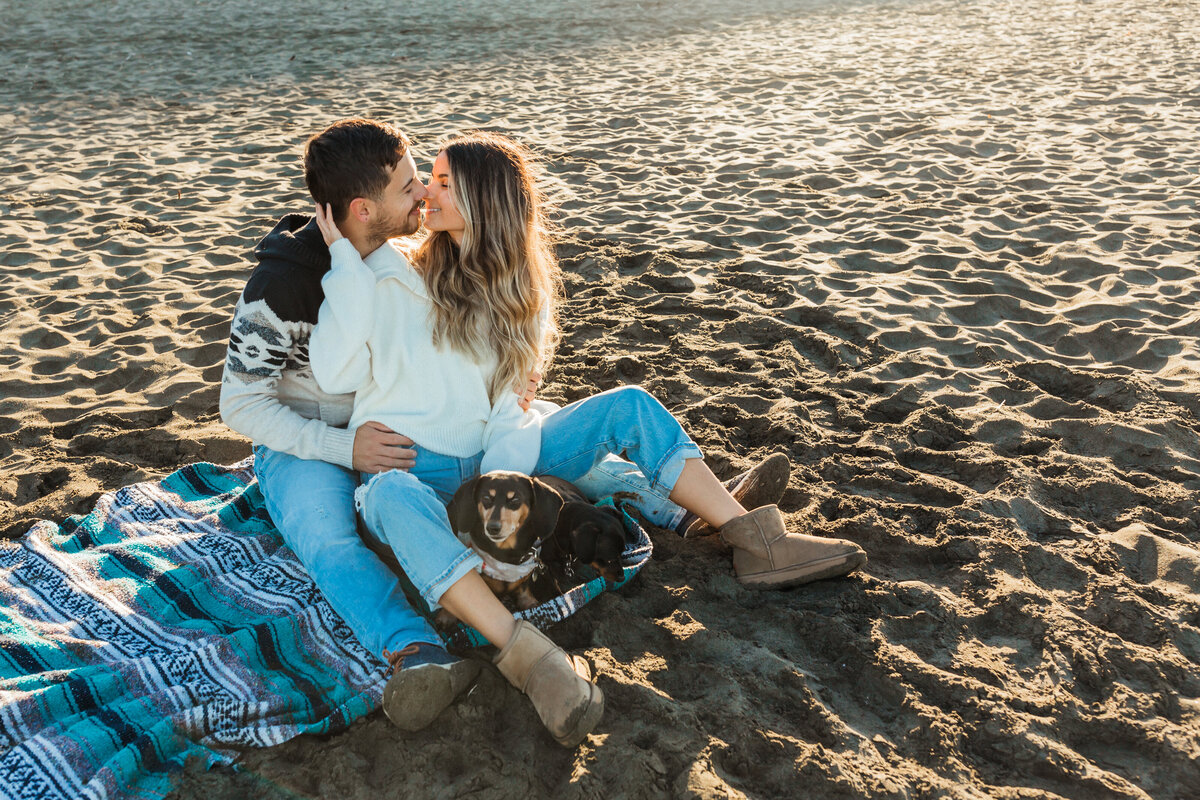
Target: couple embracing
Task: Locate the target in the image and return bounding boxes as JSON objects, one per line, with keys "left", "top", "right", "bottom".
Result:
{"left": 218, "top": 118, "right": 867, "bottom": 748}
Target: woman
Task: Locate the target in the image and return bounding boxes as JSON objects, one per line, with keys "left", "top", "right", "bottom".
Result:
{"left": 309, "top": 132, "right": 865, "bottom": 747}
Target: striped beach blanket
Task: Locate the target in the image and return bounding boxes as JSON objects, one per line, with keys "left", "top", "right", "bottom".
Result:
{"left": 0, "top": 459, "right": 651, "bottom": 800}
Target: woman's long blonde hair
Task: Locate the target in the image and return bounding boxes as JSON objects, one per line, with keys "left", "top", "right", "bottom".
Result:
{"left": 414, "top": 132, "right": 561, "bottom": 402}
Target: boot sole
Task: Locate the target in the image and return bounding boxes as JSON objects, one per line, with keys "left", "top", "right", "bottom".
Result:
{"left": 737, "top": 550, "right": 867, "bottom": 590}
{"left": 382, "top": 658, "right": 483, "bottom": 732}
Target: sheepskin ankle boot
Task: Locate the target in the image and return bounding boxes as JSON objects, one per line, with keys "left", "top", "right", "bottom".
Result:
{"left": 493, "top": 621, "right": 604, "bottom": 748}
{"left": 720, "top": 505, "right": 867, "bottom": 589}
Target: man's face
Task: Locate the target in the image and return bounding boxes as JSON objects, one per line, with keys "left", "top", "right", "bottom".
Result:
{"left": 367, "top": 150, "right": 428, "bottom": 242}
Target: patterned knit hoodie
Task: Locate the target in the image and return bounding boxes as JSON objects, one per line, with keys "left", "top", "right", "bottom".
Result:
{"left": 219, "top": 214, "right": 357, "bottom": 469}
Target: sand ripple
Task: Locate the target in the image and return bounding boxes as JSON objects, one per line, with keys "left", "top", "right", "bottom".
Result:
{"left": 2, "top": 0, "right": 1199, "bottom": 797}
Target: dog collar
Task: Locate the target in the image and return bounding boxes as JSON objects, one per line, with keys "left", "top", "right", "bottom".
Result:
{"left": 473, "top": 546, "right": 540, "bottom": 583}
{"left": 453, "top": 529, "right": 543, "bottom": 583}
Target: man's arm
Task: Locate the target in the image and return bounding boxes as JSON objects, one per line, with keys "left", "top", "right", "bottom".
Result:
{"left": 219, "top": 294, "right": 358, "bottom": 468}
{"left": 219, "top": 293, "right": 416, "bottom": 472}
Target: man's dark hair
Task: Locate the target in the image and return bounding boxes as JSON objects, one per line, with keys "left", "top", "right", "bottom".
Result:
{"left": 304, "top": 118, "right": 411, "bottom": 222}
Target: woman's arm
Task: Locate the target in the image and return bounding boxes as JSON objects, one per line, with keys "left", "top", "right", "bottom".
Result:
{"left": 480, "top": 388, "right": 543, "bottom": 475}
{"left": 309, "top": 204, "right": 376, "bottom": 396}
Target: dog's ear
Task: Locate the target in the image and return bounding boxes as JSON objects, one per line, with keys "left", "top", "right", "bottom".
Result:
{"left": 447, "top": 476, "right": 482, "bottom": 535}
{"left": 527, "top": 477, "right": 565, "bottom": 537}
{"left": 596, "top": 516, "right": 627, "bottom": 556}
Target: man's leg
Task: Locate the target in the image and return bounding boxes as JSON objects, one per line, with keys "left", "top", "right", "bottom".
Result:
{"left": 256, "top": 446, "right": 481, "bottom": 731}
{"left": 253, "top": 446, "right": 440, "bottom": 659}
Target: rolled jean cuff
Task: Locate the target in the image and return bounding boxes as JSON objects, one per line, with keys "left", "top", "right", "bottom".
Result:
{"left": 420, "top": 547, "right": 485, "bottom": 610}
{"left": 648, "top": 441, "right": 704, "bottom": 499}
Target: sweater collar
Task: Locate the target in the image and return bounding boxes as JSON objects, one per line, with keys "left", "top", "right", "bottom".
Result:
{"left": 362, "top": 240, "right": 428, "bottom": 297}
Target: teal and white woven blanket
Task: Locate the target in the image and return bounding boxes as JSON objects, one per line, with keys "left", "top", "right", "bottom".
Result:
{"left": 0, "top": 459, "right": 650, "bottom": 800}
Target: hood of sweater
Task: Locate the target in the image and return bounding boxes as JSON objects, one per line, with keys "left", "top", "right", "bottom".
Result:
{"left": 253, "top": 214, "right": 331, "bottom": 272}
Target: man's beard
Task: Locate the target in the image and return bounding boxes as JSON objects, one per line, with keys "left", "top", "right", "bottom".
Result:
{"left": 367, "top": 207, "right": 419, "bottom": 248}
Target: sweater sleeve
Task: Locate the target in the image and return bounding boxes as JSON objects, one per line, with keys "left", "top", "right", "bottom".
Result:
{"left": 309, "top": 238, "right": 377, "bottom": 396}
{"left": 479, "top": 390, "right": 542, "bottom": 475}
{"left": 219, "top": 297, "right": 357, "bottom": 469}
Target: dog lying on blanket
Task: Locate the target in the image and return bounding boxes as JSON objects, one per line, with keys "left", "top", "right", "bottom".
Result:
{"left": 538, "top": 477, "right": 627, "bottom": 585}
{"left": 444, "top": 471, "right": 628, "bottom": 617}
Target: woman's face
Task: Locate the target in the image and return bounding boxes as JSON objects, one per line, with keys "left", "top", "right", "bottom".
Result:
{"left": 423, "top": 151, "right": 466, "bottom": 243}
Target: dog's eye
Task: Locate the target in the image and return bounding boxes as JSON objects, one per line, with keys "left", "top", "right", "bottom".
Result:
{"left": 506, "top": 496, "right": 523, "bottom": 510}
{"left": 481, "top": 496, "right": 494, "bottom": 509}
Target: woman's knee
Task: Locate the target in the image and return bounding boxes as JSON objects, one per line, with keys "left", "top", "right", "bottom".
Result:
{"left": 357, "top": 469, "right": 437, "bottom": 517}
{"left": 366, "top": 468, "right": 425, "bottom": 494}
{"left": 610, "top": 385, "right": 671, "bottom": 422}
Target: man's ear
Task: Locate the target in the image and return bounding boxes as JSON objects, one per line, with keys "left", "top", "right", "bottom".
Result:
{"left": 347, "top": 196, "right": 371, "bottom": 224}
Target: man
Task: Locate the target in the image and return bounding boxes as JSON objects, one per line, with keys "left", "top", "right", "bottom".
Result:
{"left": 219, "top": 118, "right": 798, "bottom": 734}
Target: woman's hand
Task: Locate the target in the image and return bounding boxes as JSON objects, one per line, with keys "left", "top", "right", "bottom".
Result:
{"left": 518, "top": 369, "right": 542, "bottom": 412}
{"left": 314, "top": 203, "right": 345, "bottom": 246}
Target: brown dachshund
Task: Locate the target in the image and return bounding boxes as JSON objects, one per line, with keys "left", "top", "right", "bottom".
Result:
{"left": 446, "top": 471, "right": 564, "bottom": 611}
{"left": 444, "top": 471, "right": 629, "bottom": 619}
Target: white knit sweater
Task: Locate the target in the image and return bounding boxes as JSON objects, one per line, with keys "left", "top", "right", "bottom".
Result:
{"left": 309, "top": 238, "right": 542, "bottom": 475}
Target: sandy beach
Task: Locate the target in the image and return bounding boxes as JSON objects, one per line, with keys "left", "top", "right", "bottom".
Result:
{"left": 3, "top": 0, "right": 1200, "bottom": 797}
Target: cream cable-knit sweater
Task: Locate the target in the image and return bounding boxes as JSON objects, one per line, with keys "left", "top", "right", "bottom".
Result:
{"left": 309, "top": 238, "right": 542, "bottom": 475}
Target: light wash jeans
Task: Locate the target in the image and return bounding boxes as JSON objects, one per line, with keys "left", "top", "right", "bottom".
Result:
{"left": 356, "top": 385, "right": 703, "bottom": 613}
{"left": 254, "top": 386, "right": 697, "bottom": 657}
{"left": 253, "top": 443, "right": 442, "bottom": 654}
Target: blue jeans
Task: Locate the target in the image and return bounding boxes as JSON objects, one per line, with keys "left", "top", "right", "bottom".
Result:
{"left": 254, "top": 444, "right": 441, "bottom": 657}
{"left": 254, "top": 387, "right": 694, "bottom": 656}
{"left": 356, "top": 386, "right": 703, "bottom": 611}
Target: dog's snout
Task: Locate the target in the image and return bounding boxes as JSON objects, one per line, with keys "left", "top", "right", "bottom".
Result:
{"left": 486, "top": 520, "right": 502, "bottom": 536}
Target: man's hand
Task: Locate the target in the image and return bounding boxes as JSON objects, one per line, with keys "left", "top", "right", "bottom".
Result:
{"left": 353, "top": 421, "right": 417, "bottom": 474}
{"left": 518, "top": 369, "right": 542, "bottom": 412}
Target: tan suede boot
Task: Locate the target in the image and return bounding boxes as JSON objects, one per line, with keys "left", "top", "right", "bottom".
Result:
{"left": 493, "top": 621, "right": 604, "bottom": 748}
{"left": 720, "top": 505, "right": 866, "bottom": 589}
